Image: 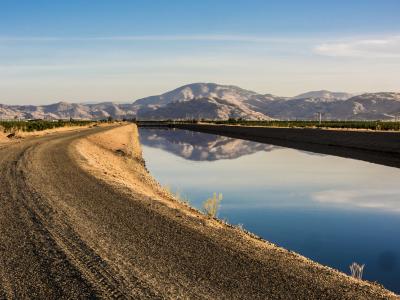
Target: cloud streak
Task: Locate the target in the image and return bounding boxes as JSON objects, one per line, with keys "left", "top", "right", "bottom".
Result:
{"left": 314, "top": 35, "right": 400, "bottom": 58}
{"left": 4, "top": 33, "right": 400, "bottom": 59}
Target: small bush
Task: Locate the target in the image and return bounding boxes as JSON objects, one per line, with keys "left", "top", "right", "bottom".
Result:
{"left": 236, "top": 223, "right": 244, "bottom": 231}
{"left": 202, "top": 192, "right": 223, "bottom": 218}
{"left": 349, "top": 262, "right": 365, "bottom": 279}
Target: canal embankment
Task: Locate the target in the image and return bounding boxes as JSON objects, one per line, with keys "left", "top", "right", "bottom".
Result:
{"left": 73, "top": 124, "right": 398, "bottom": 299}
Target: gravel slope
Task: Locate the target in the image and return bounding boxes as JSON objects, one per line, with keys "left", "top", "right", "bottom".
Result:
{"left": 0, "top": 125, "right": 398, "bottom": 299}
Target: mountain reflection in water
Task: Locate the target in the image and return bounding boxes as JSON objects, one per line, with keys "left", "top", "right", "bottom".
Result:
{"left": 139, "top": 128, "right": 279, "bottom": 161}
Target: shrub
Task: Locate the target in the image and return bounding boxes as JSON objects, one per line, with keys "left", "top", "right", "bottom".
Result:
{"left": 349, "top": 262, "right": 365, "bottom": 279}
{"left": 202, "top": 192, "right": 223, "bottom": 218}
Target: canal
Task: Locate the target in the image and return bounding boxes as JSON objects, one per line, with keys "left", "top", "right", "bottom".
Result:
{"left": 139, "top": 127, "right": 400, "bottom": 292}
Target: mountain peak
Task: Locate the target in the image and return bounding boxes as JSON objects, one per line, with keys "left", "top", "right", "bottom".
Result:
{"left": 134, "top": 82, "right": 271, "bottom": 106}
{"left": 292, "top": 90, "right": 353, "bottom": 101}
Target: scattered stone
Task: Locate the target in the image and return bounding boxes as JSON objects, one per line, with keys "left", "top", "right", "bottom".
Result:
{"left": 115, "top": 149, "right": 126, "bottom": 156}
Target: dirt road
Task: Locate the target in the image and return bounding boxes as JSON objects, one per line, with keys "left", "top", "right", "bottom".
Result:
{"left": 0, "top": 125, "right": 397, "bottom": 299}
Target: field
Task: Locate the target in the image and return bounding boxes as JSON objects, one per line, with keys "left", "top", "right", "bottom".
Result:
{"left": 204, "top": 120, "right": 400, "bottom": 131}
{"left": 137, "top": 119, "right": 400, "bottom": 131}
{"left": 0, "top": 120, "right": 94, "bottom": 133}
{"left": 4, "top": 119, "right": 400, "bottom": 133}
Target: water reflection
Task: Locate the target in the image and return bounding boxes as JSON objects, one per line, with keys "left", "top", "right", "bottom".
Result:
{"left": 139, "top": 128, "right": 400, "bottom": 292}
{"left": 312, "top": 189, "right": 400, "bottom": 212}
{"left": 378, "top": 251, "right": 397, "bottom": 273}
{"left": 139, "top": 128, "right": 279, "bottom": 161}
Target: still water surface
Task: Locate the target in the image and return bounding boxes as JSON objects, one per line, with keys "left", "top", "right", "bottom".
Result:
{"left": 139, "top": 128, "right": 400, "bottom": 292}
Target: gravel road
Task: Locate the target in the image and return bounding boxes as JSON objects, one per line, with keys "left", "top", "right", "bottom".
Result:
{"left": 0, "top": 126, "right": 397, "bottom": 299}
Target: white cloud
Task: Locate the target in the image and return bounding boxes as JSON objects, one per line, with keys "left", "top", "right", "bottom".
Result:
{"left": 312, "top": 189, "right": 400, "bottom": 212}
{"left": 314, "top": 35, "right": 400, "bottom": 58}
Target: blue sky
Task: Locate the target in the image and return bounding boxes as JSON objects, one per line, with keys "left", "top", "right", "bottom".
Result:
{"left": 1, "top": 1, "right": 399, "bottom": 104}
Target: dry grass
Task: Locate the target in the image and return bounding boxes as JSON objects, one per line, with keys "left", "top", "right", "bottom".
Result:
{"left": 350, "top": 262, "right": 365, "bottom": 279}
{"left": 202, "top": 193, "right": 223, "bottom": 218}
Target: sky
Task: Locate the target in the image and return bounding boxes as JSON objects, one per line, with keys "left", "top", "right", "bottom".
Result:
{"left": 1, "top": 0, "right": 399, "bottom": 105}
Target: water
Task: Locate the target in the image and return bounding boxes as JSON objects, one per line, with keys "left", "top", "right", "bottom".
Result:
{"left": 139, "top": 127, "right": 400, "bottom": 293}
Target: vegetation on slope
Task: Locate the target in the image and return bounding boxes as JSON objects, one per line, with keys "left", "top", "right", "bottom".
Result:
{"left": 211, "top": 119, "right": 400, "bottom": 130}
{"left": 0, "top": 120, "right": 94, "bottom": 133}
{"left": 163, "top": 119, "right": 400, "bottom": 131}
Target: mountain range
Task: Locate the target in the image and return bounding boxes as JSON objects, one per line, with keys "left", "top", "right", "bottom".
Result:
{"left": 1, "top": 83, "right": 400, "bottom": 121}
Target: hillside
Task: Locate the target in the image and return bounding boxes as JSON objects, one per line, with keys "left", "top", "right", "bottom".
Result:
{"left": 136, "top": 97, "right": 270, "bottom": 120}
{"left": 134, "top": 83, "right": 281, "bottom": 120}
{"left": 0, "top": 102, "right": 137, "bottom": 120}
{"left": 134, "top": 84, "right": 399, "bottom": 120}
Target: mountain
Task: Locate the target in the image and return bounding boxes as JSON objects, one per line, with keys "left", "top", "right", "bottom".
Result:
{"left": 133, "top": 84, "right": 364, "bottom": 120}
{"left": 265, "top": 92, "right": 400, "bottom": 120}
{"left": 135, "top": 83, "right": 283, "bottom": 107}
{"left": 339, "top": 93, "right": 400, "bottom": 120}
{"left": 1, "top": 84, "right": 399, "bottom": 121}
{"left": 291, "top": 90, "right": 353, "bottom": 101}
{"left": 0, "top": 83, "right": 276, "bottom": 121}
{"left": 134, "top": 83, "right": 282, "bottom": 120}
{"left": 0, "top": 102, "right": 137, "bottom": 120}
{"left": 0, "top": 104, "right": 25, "bottom": 120}
{"left": 137, "top": 97, "right": 270, "bottom": 120}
